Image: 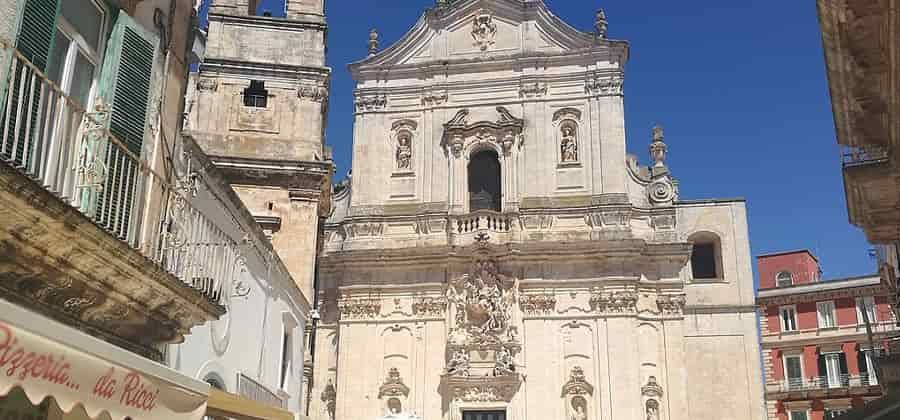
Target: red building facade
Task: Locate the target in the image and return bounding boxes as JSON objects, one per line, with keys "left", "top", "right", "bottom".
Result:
{"left": 757, "top": 250, "right": 898, "bottom": 420}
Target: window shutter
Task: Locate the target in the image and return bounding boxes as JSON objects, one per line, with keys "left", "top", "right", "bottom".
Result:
{"left": 858, "top": 351, "right": 868, "bottom": 374}
{"left": 94, "top": 10, "right": 160, "bottom": 239}
{"left": 817, "top": 355, "right": 826, "bottom": 386}
{"left": 15, "top": 0, "right": 61, "bottom": 71}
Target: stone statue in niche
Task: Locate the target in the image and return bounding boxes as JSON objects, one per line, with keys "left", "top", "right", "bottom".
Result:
{"left": 493, "top": 346, "right": 516, "bottom": 376}
{"left": 396, "top": 131, "right": 412, "bottom": 170}
{"left": 646, "top": 399, "right": 660, "bottom": 420}
{"left": 561, "top": 125, "right": 578, "bottom": 162}
{"left": 570, "top": 396, "right": 588, "bottom": 420}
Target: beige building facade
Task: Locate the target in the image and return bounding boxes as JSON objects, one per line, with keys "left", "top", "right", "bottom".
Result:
{"left": 312, "top": 1, "right": 765, "bottom": 420}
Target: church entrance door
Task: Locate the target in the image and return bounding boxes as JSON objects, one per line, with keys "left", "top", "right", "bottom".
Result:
{"left": 462, "top": 410, "right": 506, "bottom": 420}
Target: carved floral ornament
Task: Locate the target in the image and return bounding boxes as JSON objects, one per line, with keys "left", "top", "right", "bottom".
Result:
{"left": 584, "top": 74, "right": 624, "bottom": 97}
{"left": 355, "top": 94, "right": 387, "bottom": 112}
{"left": 656, "top": 294, "right": 687, "bottom": 315}
{"left": 412, "top": 296, "right": 447, "bottom": 316}
{"left": 337, "top": 296, "right": 382, "bottom": 319}
{"left": 589, "top": 290, "right": 638, "bottom": 313}
{"left": 442, "top": 107, "right": 524, "bottom": 157}
{"left": 298, "top": 84, "right": 328, "bottom": 102}
{"left": 518, "top": 293, "right": 556, "bottom": 314}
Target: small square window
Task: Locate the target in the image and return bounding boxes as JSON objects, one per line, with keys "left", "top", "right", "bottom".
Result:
{"left": 243, "top": 80, "right": 269, "bottom": 108}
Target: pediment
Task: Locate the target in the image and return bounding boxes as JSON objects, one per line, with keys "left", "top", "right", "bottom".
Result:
{"left": 351, "top": 0, "right": 619, "bottom": 71}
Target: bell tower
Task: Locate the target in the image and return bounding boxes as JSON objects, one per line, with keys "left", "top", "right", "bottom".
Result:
{"left": 187, "top": 0, "right": 331, "bottom": 335}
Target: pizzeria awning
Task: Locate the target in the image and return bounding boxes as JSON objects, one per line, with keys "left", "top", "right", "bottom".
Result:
{"left": 0, "top": 298, "right": 209, "bottom": 420}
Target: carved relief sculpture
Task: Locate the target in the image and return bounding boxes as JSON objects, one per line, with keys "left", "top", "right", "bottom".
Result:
{"left": 656, "top": 294, "right": 687, "bottom": 315}
{"left": 561, "top": 366, "right": 594, "bottom": 397}
{"left": 445, "top": 258, "right": 519, "bottom": 342}
{"left": 518, "top": 293, "right": 556, "bottom": 315}
{"left": 561, "top": 125, "right": 578, "bottom": 162}
{"left": 646, "top": 399, "right": 660, "bottom": 420}
{"left": 379, "top": 368, "right": 411, "bottom": 398}
{"left": 589, "top": 290, "right": 638, "bottom": 313}
{"left": 472, "top": 13, "right": 497, "bottom": 51}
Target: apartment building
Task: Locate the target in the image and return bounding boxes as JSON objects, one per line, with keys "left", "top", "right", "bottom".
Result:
{"left": 758, "top": 250, "right": 898, "bottom": 420}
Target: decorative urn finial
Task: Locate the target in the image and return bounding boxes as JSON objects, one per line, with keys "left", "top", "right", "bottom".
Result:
{"left": 595, "top": 9, "right": 608, "bottom": 38}
{"left": 650, "top": 124, "right": 667, "bottom": 168}
{"left": 368, "top": 28, "right": 380, "bottom": 56}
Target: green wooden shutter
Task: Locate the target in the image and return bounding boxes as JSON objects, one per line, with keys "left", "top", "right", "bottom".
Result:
{"left": 14, "top": 0, "right": 60, "bottom": 71}
{"left": 1, "top": 0, "right": 60, "bottom": 166}
{"left": 94, "top": 10, "right": 160, "bottom": 239}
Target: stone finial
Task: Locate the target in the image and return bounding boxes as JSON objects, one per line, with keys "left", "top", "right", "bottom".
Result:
{"left": 649, "top": 124, "right": 667, "bottom": 168}
{"left": 595, "top": 9, "right": 608, "bottom": 38}
{"left": 368, "top": 28, "right": 380, "bottom": 56}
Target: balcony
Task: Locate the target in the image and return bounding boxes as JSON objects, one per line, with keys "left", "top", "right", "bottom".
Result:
{"left": 841, "top": 145, "right": 891, "bottom": 169}
{"left": 0, "top": 41, "right": 240, "bottom": 359}
{"left": 448, "top": 210, "right": 519, "bottom": 246}
{"left": 840, "top": 145, "right": 900, "bottom": 244}
{"left": 767, "top": 374, "right": 882, "bottom": 400}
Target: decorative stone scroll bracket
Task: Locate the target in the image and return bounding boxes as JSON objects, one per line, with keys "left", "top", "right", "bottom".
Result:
{"left": 379, "top": 368, "right": 411, "bottom": 399}
{"left": 561, "top": 366, "right": 594, "bottom": 397}
{"left": 585, "top": 74, "right": 624, "bottom": 97}
{"left": 355, "top": 94, "right": 387, "bottom": 112}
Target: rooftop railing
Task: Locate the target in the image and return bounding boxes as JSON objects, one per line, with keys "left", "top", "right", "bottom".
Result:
{"left": 841, "top": 144, "right": 890, "bottom": 168}
{"left": 0, "top": 39, "right": 243, "bottom": 307}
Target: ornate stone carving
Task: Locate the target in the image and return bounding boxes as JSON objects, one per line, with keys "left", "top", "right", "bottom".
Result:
{"left": 422, "top": 90, "right": 448, "bottom": 106}
{"left": 519, "top": 82, "right": 547, "bottom": 98}
{"left": 471, "top": 13, "right": 497, "bottom": 51}
{"left": 355, "top": 94, "right": 387, "bottom": 112}
{"left": 595, "top": 9, "right": 608, "bottom": 39}
{"left": 589, "top": 291, "right": 638, "bottom": 313}
{"left": 445, "top": 349, "right": 471, "bottom": 376}
{"left": 561, "top": 366, "right": 594, "bottom": 396}
{"left": 648, "top": 179, "right": 677, "bottom": 205}
{"left": 585, "top": 75, "right": 624, "bottom": 97}
{"left": 452, "top": 383, "right": 517, "bottom": 402}
{"left": 656, "top": 294, "right": 686, "bottom": 315}
{"left": 77, "top": 100, "right": 111, "bottom": 217}
{"left": 196, "top": 78, "right": 218, "bottom": 92}
{"left": 445, "top": 258, "right": 519, "bottom": 342}
{"left": 518, "top": 293, "right": 556, "bottom": 315}
{"left": 338, "top": 296, "right": 381, "bottom": 319}
{"left": 379, "top": 368, "right": 410, "bottom": 398}
{"left": 442, "top": 107, "right": 524, "bottom": 157}
{"left": 412, "top": 297, "right": 446, "bottom": 316}
{"left": 586, "top": 208, "right": 631, "bottom": 229}
{"left": 646, "top": 399, "right": 660, "bottom": 420}
{"left": 642, "top": 375, "right": 664, "bottom": 397}
{"left": 650, "top": 124, "right": 667, "bottom": 168}
{"left": 369, "top": 28, "right": 380, "bottom": 55}
{"left": 346, "top": 222, "right": 384, "bottom": 238}
{"left": 298, "top": 84, "right": 328, "bottom": 102}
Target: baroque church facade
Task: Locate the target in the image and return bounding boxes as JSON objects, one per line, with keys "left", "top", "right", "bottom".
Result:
{"left": 311, "top": 1, "right": 765, "bottom": 420}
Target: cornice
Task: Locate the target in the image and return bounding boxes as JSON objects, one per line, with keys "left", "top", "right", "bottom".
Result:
{"left": 320, "top": 239, "right": 690, "bottom": 270}
{"left": 208, "top": 12, "right": 327, "bottom": 30}
{"left": 200, "top": 59, "right": 331, "bottom": 82}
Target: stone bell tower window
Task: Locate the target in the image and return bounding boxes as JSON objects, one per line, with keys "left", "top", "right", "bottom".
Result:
{"left": 468, "top": 150, "right": 501, "bottom": 212}
{"left": 243, "top": 80, "right": 268, "bottom": 108}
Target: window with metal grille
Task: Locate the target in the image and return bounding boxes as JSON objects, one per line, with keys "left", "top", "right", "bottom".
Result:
{"left": 243, "top": 80, "right": 268, "bottom": 108}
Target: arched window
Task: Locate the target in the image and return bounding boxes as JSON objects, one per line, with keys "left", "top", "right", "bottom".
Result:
{"left": 776, "top": 271, "right": 794, "bottom": 287}
{"left": 688, "top": 232, "right": 722, "bottom": 280}
{"left": 468, "top": 150, "right": 501, "bottom": 212}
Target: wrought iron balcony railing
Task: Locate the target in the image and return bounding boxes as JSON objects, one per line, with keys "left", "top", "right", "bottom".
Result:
{"left": 0, "top": 40, "right": 243, "bottom": 307}
{"left": 767, "top": 373, "right": 879, "bottom": 393}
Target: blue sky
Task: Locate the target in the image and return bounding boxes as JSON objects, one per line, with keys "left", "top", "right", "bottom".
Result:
{"left": 202, "top": 0, "right": 877, "bottom": 281}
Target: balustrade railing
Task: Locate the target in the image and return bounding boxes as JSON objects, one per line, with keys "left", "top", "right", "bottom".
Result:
{"left": 453, "top": 210, "right": 514, "bottom": 234}
{"left": 0, "top": 40, "right": 241, "bottom": 307}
